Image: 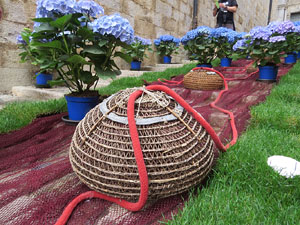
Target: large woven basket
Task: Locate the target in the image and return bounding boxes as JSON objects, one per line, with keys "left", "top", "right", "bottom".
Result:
{"left": 183, "top": 69, "right": 224, "bottom": 90}
{"left": 70, "top": 88, "right": 215, "bottom": 202}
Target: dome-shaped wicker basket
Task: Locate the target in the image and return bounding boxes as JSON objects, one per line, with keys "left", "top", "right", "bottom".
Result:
{"left": 70, "top": 88, "right": 215, "bottom": 202}
{"left": 183, "top": 69, "right": 224, "bottom": 90}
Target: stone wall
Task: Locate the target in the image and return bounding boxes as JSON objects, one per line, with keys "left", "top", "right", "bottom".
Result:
{"left": 0, "top": 0, "right": 37, "bottom": 91}
{"left": 0, "top": 0, "right": 287, "bottom": 91}
{"left": 269, "top": 0, "right": 300, "bottom": 22}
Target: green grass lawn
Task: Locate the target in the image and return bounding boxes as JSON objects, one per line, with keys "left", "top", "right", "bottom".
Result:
{"left": 0, "top": 63, "right": 196, "bottom": 134}
{"left": 167, "top": 63, "right": 300, "bottom": 224}
{"left": 1, "top": 62, "right": 300, "bottom": 224}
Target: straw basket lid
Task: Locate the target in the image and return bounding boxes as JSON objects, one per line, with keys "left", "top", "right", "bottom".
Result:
{"left": 70, "top": 87, "right": 216, "bottom": 202}
{"left": 183, "top": 69, "right": 224, "bottom": 90}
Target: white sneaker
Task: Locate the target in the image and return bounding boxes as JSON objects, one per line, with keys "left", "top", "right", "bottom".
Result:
{"left": 267, "top": 155, "right": 300, "bottom": 178}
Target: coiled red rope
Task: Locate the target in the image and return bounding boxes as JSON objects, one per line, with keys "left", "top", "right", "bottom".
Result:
{"left": 55, "top": 67, "right": 242, "bottom": 225}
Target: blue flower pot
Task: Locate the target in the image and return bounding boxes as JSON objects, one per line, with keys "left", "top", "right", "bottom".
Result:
{"left": 258, "top": 65, "right": 278, "bottom": 81}
{"left": 196, "top": 64, "right": 212, "bottom": 68}
{"left": 65, "top": 95, "right": 99, "bottom": 121}
{"left": 284, "top": 53, "right": 297, "bottom": 64}
{"left": 297, "top": 52, "right": 300, "bottom": 59}
{"left": 131, "top": 61, "right": 141, "bottom": 70}
{"left": 220, "top": 58, "right": 232, "bottom": 67}
{"left": 36, "top": 73, "right": 52, "bottom": 88}
{"left": 163, "top": 56, "right": 172, "bottom": 64}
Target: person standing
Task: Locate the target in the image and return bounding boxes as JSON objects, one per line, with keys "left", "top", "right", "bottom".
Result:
{"left": 213, "top": 0, "right": 238, "bottom": 30}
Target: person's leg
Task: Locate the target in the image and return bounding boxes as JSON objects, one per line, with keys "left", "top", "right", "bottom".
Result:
{"left": 224, "top": 24, "right": 234, "bottom": 30}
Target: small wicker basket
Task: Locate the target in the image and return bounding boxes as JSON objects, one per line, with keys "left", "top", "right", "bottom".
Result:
{"left": 183, "top": 69, "right": 224, "bottom": 90}
{"left": 70, "top": 88, "right": 215, "bottom": 202}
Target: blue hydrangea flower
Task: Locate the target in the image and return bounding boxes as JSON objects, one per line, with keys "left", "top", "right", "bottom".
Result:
{"left": 154, "top": 39, "right": 161, "bottom": 46}
{"left": 269, "top": 35, "right": 286, "bottom": 43}
{"left": 134, "top": 36, "right": 151, "bottom": 46}
{"left": 16, "top": 35, "right": 27, "bottom": 45}
{"left": 236, "top": 32, "right": 247, "bottom": 39}
{"left": 196, "top": 26, "right": 212, "bottom": 35}
{"left": 181, "top": 26, "right": 212, "bottom": 45}
{"left": 233, "top": 39, "right": 249, "bottom": 51}
{"left": 75, "top": 0, "right": 104, "bottom": 17}
{"left": 294, "top": 26, "right": 300, "bottom": 33}
{"left": 269, "top": 21, "right": 295, "bottom": 34}
{"left": 173, "top": 37, "right": 181, "bottom": 46}
{"left": 294, "top": 21, "right": 300, "bottom": 26}
{"left": 209, "top": 27, "right": 231, "bottom": 39}
{"left": 89, "top": 13, "right": 134, "bottom": 44}
{"left": 159, "top": 35, "right": 175, "bottom": 42}
{"left": 180, "top": 36, "right": 189, "bottom": 45}
{"left": 36, "top": 0, "right": 77, "bottom": 18}
{"left": 267, "top": 21, "right": 281, "bottom": 33}
{"left": 249, "top": 26, "right": 272, "bottom": 41}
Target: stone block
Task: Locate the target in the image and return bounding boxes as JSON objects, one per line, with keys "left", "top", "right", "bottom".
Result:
{"left": 179, "top": 1, "right": 192, "bottom": 15}
{"left": 156, "top": 0, "right": 172, "bottom": 17}
{"left": 101, "top": 1, "right": 121, "bottom": 12}
{"left": 126, "top": 1, "right": 147, "bottom": 16}
{"left": 134, "top": 17, "right": 155, "bottom": 39}
{"left": 0, "top": 68, "right": 33, "bottom": 92}
{"left": 153, "top": 14, "right": 163, "bottom": 27}
{"left": 162, "top": 17, "right": 177, "bottom": 32}
{"left": 12, "top": 86, "right": 69, "bottom": 100}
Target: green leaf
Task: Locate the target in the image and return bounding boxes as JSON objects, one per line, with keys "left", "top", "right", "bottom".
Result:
{"left": 98, "top": 39, "right": 109, "bottom": 47}
{"left": 48, "top": 79, "right": 65, "bottom": 87}
{"left": 50, "top": 14, "right": 72, "bottom": 30}
{"left": 67, "top": 55, "right": 92, "bottom": 65}
{"left": 211, "top": 58, "right": 221, "bottom": 67}
{"left": 32, "top": 17, "right": 53, "bottom": 23}
{"left": 33, "top": 23, "right": 56, "bottom": 33}
{"left": 77, "top": 27, "right": 94, "bottom": 40}
{"left": 82, "top": 45, "right": 106, "bottom": 55}
{"left": 268, "top": 50, "right": 279, "bottom": 55}
{"left": 253, "top": 49, "right": 263, "bottom": 55}
{"left": 114, "top": 51, "right": 132, "bottom": 63}
{"left": 196, "top": 45, "right": 206, "bottom": 50}
{"left": 31, "top": 40, "right": 64, "bottom": 51}
{"left": 95, "top": 68, "right": 117, "bottom": 80}
{"left": 79, "top": 71, "right": 98, "bottom": 85}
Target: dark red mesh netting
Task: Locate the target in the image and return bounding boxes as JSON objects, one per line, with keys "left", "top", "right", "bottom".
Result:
{"left": 0, "top": 60, "right": 293, "bottom": 224}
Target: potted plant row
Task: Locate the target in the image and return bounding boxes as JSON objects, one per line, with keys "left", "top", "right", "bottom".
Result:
{"left": 122, "top": 36, "right": 152, "bottom": 70}
{"left": 232, "top": 21, "right": 300, "bottom": 81}
{"left": 17, "top": 28, "right": 54, "bottom": 88}
{"left": 27, "top": 0, "right": 134, "bottom": 121}
{"left": 154, "top": 35, "right": 180, "bottom": 64}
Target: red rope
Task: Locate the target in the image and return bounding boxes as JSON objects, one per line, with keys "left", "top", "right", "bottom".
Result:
{"left": 54, "top": 67, "right": 240, "bottom": 225}
{"left": 157, "top": 78, "right": 183, "bottom": 86}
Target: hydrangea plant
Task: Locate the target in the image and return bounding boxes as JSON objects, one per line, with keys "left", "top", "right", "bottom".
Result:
{"left": 209, "top": 27, "right": 244, "bottom": 61}
{"left": 181, "top": 26, "right": 216, "bottom": 65}
{"left": 232, "top": 22, "right": 299, "bottom": 66}
{"left": 30, "top": 0, "right": 134, "bottom": 94}
{"left": 17, "top": 28, "right": 55, "bottom": 74}
{"left": 154, "top": 35, "right": 180, "bottom": 57}
{"left": 122, "top": 36, "right": 152, "bottom": 62}
{"left": 267, "top": 21, "right": 300, "bottom": 54}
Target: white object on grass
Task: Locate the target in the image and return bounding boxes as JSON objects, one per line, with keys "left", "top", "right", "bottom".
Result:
{"left": 267, "top": 155, "right": 300, "bottom": 178}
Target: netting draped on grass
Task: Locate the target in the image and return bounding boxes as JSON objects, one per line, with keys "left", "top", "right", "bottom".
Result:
{"left": 0, "top": 59, "right": 294, "bottom": 224}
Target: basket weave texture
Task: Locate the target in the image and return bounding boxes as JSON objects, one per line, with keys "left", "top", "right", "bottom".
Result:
{"left": 183, "top": 69, "right": 224, "bottom": 90}
{"left": 70, "top": 88, "right": 215, "bottom": 202}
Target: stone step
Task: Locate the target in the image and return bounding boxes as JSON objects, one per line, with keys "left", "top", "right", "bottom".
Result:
{"left": 182, "top": 60, "right": 197, "bottom": 64}
{"left": 1, "top": 63, "right": 189, "bottom": 109}
{"left": 11, "top": 86, "right": 69, "bottom": 100}
{"left": 0, "top": 94, "right": 29, "bottom": 110}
